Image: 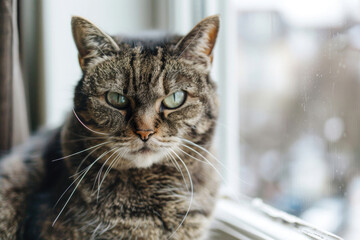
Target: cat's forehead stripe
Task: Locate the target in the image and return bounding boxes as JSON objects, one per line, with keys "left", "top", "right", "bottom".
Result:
{"left": 152, "top": 46, "right": 166, "bottom": 96}
{"left": 122, "top": 46, "right": 166, "bottom": 98}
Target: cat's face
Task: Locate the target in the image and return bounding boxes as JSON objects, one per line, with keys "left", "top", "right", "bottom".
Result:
{"left": 70, "top": 16, "right": 219, "bottom": 169}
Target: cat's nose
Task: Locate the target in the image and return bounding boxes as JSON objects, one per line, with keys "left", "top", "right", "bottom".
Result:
{"left": 135, "top": 129, "right": 155, "bottom": 142}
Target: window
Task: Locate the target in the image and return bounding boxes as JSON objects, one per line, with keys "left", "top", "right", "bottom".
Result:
{"left": 209, "top": 0, "right": 356, "bottom": 239}
{"left": 23, "top": 0, "right": 353, "bottom": 239}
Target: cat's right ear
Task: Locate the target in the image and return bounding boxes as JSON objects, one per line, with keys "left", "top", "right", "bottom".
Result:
{"left": 71, "top": 16, "right": 119, "bottom": 71}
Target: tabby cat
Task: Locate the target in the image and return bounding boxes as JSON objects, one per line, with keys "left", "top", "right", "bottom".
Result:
{"left": 0, "top": 15, "right": 220, "bottom": 239}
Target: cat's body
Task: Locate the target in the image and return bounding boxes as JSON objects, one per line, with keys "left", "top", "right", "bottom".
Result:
{"left": 0, "top": 15, "right": 220, "bottom": 240}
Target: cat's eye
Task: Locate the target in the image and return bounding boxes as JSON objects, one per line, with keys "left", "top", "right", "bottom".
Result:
{"left": 162, "top": 91, "right": 186, "bottom": 109}
{"left": 106, "top": 92, "right": 129, "bottom": 109}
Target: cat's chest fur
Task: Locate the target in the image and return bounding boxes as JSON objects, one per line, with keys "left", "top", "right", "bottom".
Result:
{"left": 76, "top": 165, "right": 191, "bottom": 221}
{"left": 38, "top": 161, "right": 212, "bottom": 240}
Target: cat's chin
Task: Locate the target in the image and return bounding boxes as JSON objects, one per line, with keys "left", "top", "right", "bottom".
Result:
{"left": 125, "top": 150, "right": 165, "bottom": 168}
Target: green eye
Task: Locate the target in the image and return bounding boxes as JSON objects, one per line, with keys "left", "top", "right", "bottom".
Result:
{"left": 163, "top": 91, "right": 186, "bottom": 109}
{"left": 106, "top": 92, "right": 129, "bottom": 109}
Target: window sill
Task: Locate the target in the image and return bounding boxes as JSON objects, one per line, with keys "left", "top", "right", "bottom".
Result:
{"left": 208, "top": 198, "right": 343, "bottom": 240}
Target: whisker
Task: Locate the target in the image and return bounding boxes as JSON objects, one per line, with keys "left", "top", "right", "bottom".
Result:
{"left": 72, "top": 144, "right": 109, "bottom": 178}
{"left": 93, "top": 149, "right": 120, "bottom": 191}
{"left": 164, "top": 151, "right": 182, "bottom": 174}
{"left": 180, "top": 142, "right": 249, "bottom": 185}
{"left": 166, "top": 150, "right": 189, "bottom": 192}
{"left": 95, "top": 148, "right": 123, "bottom": 199}
{"left": 176, "top": 146, "right": 225, "bottom": 183}
{"left": 179, "top": 138, "right": 224, "bottom": 167}
{"left": 179, "top": 139, "right": 252, "bottom": 203}
{"left": 66, "top": 131, "right": 111, "bottom": 139}
{"left": 52, "top": 141, "right": 111, "bottom": 162}
{"left": 73, "top": 108, "right": 108, "bottom": 136}
{"left": 97, "top": 149, "right": 129, "bottom": 199}
{"left": 53, "top": 167, "right": 85, "bottom": 209}
{"left": 54, "top": 144, "right": 110, "bottom": 208}
{"left": 167, "top": 149, "right": 193, "bottom": 240}
{"left": 62, "top": 136, "right": 109, "bottom": 143}
{"left": 52, "top": 148, "right": 115, "bottom": 226}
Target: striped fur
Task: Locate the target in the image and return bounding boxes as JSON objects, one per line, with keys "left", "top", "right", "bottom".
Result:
{"left": 0, "top": 15, "right": 220, "bottom": 239}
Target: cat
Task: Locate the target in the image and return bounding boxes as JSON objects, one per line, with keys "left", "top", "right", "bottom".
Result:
{"left": 0, "top": 15, "right": 220, "bottom": 240}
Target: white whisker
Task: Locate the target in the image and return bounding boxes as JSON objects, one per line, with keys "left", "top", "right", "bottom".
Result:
{"left": 72, "top": 145, "right": 110, "bottom": 178}
{"left": 94, "top": 149, "right": 121, "bottom": 191}
{"left": 167, "top": 149, "right": 193, "bottom": 240}
{"left": 54, "top": 166, "right": 85, "bottom": 209}
{"left": 179, "top": 138, "right": 224, "bottom": 167}
{"left": 166, "top": 150, "right": 189, "bottom": 192}
{"left": 52, "top": 148, "right": 116, "bottom": 226}
{"left": 52, "top": 141, "right": 111, "bottom": 162}
{"left": 176, "top": 146, "right": 225, "bottom": 183}
{"left": 73, "top": 108, "right": 108, "bottom": 136}
{"left": 62, "top": 136, "right": 109, "bottom": 143}
{"left": 179, "top": 139, "right": 252, "bottom": 203}
{"left": 97, "top": 149, "right": 129, "bottom": 199}
{"left": 180, "top": 141, "right": 249, "bottom": 185}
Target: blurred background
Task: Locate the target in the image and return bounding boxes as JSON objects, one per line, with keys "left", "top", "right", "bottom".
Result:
{"left": 1, "top": 0, "right": 360, "bottom": 239}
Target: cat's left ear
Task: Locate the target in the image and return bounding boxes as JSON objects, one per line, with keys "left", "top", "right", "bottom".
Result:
{"left": 175, "top": 15, "right": 220, "bottom": 70}
{"left": 71, "top": 16, "right": 120, "bottom": 71}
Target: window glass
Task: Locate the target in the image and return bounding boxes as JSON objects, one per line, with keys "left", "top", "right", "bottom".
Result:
{"left": 230, "top": 1, "right": 360, "bottom": 238}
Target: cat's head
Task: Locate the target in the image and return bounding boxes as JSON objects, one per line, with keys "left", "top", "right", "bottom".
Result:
{"left": 69, "top": 15, "right": 219, "bottom": 169}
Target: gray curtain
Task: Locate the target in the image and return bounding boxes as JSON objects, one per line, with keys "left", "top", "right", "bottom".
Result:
{"left": 0, "top": 0, "right": 29, "bottom": 156}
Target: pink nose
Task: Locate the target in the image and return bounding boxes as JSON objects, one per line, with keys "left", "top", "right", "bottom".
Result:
{"left": 135, "top": 130, "right": 154, "bottom": 142}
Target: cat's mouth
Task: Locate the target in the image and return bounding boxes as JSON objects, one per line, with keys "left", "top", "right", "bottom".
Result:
{"left": 130, "top": 143, "right": 158, "bottom": 155}
{"left": 137, "top": 146, "right": 153, "bottom": 154}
